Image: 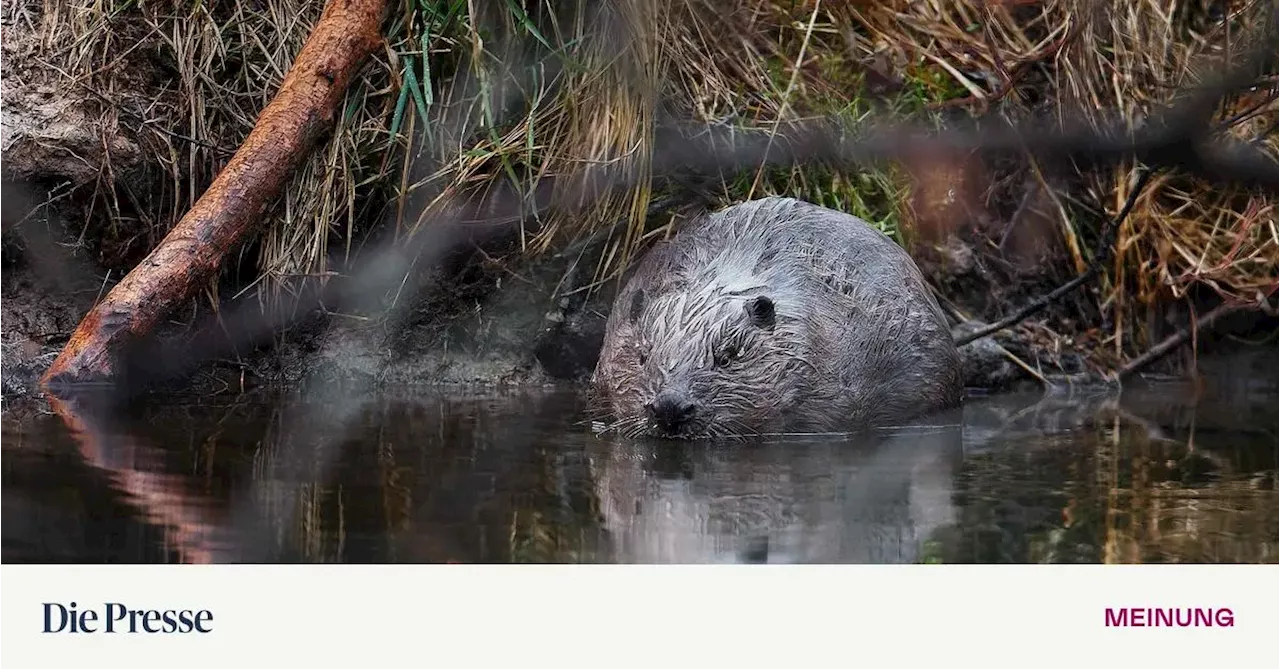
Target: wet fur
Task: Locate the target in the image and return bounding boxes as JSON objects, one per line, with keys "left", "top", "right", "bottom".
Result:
{"left": 591, "top": 197, "right": 963, "bottom": 439}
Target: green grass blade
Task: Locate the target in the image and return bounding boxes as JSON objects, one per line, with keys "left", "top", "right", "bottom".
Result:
{"left": 403, "top": 58, "right": 431, "bottom": 126}
{"left": 501, "top": 0, "right": 553, "bottom": 51}
{"left": 389, "top": 74, "right": 412, "bottom": 138}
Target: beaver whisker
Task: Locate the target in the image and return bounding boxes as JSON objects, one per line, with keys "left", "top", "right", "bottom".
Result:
{"left": 714, "top": 420, "right": 753, "bottom": 442}
{"left": 594, "top": 419, "right": 625, "bottom": 436}
{"left": 603, "top": 412, "right": 654, "bottom": 438}
{"left": 615, "top": 420, "right": 645, "bottom": 439}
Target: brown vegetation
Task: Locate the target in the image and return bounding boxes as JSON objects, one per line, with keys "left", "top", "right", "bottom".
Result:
{"left": 6, "top": 0, "right": 1277, "bottom": 389}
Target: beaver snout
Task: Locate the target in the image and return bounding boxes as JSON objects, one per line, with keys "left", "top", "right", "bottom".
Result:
{"left": 646, "top": 390, "right": 698, "bottom": 435}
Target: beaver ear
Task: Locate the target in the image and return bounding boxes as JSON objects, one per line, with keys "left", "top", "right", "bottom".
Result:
{"left": 745, "top": 295, "right": 775, "bottom": 329}
{"left": 628, "top": 290, "right": 646, "bottom": 323}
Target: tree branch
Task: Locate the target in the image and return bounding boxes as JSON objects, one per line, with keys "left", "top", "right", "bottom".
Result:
{"left": 41, "top": 0, "right": 389, "bottom": 390}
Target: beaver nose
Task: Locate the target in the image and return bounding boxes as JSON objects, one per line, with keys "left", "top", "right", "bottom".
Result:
{"left": 646, "top": 391, "right": 697, "bottom": 433}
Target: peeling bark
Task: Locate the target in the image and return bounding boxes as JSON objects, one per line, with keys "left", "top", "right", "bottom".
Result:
{"left": 41, "top": 0, "right": 388, "bottom": 389}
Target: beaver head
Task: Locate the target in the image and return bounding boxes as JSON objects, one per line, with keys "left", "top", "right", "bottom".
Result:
{"left": 590, "top": 249, "right": 811, "bottom": 439}
{"left": 590, "top": 197, "right": 963, "bottom": 440}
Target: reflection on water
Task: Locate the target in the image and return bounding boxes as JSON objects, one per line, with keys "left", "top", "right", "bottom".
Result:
{"left": 2, "top": 382, "right": 1276, "bottom": 564}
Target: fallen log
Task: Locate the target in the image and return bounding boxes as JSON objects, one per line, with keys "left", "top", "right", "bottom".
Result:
{"left": 41, "top": 0, "right": 388, "bottom": 389}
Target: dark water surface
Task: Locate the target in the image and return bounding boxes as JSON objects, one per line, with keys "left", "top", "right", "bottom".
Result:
{"left": 3, "top": 381, "right": 1276, "bottom": 564}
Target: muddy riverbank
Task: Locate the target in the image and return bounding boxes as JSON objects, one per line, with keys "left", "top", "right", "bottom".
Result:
{"left": 2, "top": 0, "right": 1274, "bottom": 403}
{"left": 0, "top": 187, "right": 1013, "bottom": 400}
{"left": 4, "top": 181, "right": 1275, "bottom": 405}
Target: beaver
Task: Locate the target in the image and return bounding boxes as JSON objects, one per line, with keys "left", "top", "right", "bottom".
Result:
{"left": 590, "top": 196, "right": 963, "bottom": 439}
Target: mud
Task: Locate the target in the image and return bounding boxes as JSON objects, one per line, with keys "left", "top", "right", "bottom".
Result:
{"left": 1, "top": 10, "right": 141, "bottom": 390}
{"left": 1, "top": 183, "right": 101, "bottom": 398}
{"left": 0, "top": 264, "right": 87, "bottom": 398}
{"left": 268, "top": 244, "right": 612, "bottom": 390}
{"left": 0, "top": 14, "right": 146, "bottom": 188}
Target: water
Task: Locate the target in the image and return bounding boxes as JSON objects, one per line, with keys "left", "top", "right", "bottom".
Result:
{"left": 2, "top": 381, "right": 1276, "bottom": 564}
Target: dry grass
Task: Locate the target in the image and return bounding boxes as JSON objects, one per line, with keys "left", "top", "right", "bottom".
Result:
{"left": 26, "top": 0, "right": 404, "bottom": 308}
{"left": 1058, "top": 0, "right": 1279, "bottom": 355}
{"left": 21, "top": 0, "right": 1278, "bottom": 367}
{"left": 843, "top": 0, "right": 1277, "bottom": 353}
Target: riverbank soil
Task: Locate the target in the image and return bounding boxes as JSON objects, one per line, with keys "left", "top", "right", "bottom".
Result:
{"left": 0, "top": 227, "right": 85, "bottom": 397}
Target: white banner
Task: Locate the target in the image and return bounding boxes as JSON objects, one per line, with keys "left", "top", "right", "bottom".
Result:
{"left": 2, "top": 565, "right": 1276, "bottom": 668}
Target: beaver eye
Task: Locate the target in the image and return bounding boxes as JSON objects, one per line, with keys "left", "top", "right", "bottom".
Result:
{"left": 638, "top": 351, "right": 648, "bottom": 365}
{"left": 713, "top": 344, "right": 739, "bottom": 368}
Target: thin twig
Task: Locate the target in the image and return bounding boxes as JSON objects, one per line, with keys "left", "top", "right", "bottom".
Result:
{"left": 954, "top": 167, "right": 1155, "bottom": 347}
{"left": 1117, "top": 302, "right": 1250, "bottom": 380}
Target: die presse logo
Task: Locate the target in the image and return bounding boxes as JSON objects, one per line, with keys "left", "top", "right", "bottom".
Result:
{"left": 42, "top": 602, "right": 214, "bottom": 634}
